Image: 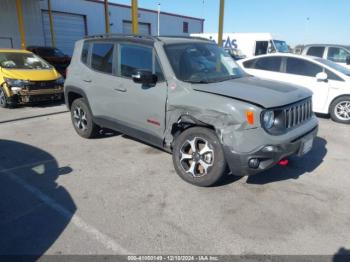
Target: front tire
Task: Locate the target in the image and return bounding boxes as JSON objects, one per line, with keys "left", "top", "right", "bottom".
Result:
{"left": 70, "top": 98, "right": 99, "bottom": 138}
{"left": 0, "top": 87, "right": 9, "bottom": 108}
{"left": 172, "top": 127, "right": 227, "bottom": 187}
{"left": 330, "top": 96, "right": 350, "bottom": 124}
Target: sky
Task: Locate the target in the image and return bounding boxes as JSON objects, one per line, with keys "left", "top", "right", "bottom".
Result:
{"left": 112, "top": 0, "right": 350, "bottom": 47}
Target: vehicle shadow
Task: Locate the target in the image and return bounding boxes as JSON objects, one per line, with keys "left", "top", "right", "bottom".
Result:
{"left": 0, "top": 139, "right": 76, "bottom": 259}
{"left": 246, "top": 137, "right": 327, "bottom": 185}
{"left": 333, "top": 247, "right": 350, "bottom": 262}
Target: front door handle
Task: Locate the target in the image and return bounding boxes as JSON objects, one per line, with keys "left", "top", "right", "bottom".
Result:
{"left": 83, "top": 79, "right": 92, "bottom": 83}
{"left": 114, "top": 87, "right": 127, "bottom": 92}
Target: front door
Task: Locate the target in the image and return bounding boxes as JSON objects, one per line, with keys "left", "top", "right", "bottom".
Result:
{"left": 114, "top": 42, "right": 167, "bottom": 145}
{"left": 326, "top": 47, "right": 350, "bottom": 70}
{"left": 282, "top": 57, "right": 330, "bottom": 112}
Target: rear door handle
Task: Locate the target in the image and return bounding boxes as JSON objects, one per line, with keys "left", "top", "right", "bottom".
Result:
{"left": 114, "top": 87, "right": 127, "bottom": 92}
{"left": 83, "top": 79, "right": 92, "bottom": 83}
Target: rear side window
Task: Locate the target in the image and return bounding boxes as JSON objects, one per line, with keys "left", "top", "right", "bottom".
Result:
{"left": 119, "top": 44, "right": 164, "bottom": 81}
{"left": 286, "top": 58, "right": 323, "bottom": 77}
{"left": 81, "top": 42, "right": 89, "bottom": 65}
{"left": 243, "top": 59, "right": 257, "bottom": 69}
{"left": 91, "top": 43, "right": 114, "bottom": 74}
{"left": 246, "top": 57, "right": 282, "bottom": 72}
{"left": 306, "top": 47, "right": 325, "bottom": 58}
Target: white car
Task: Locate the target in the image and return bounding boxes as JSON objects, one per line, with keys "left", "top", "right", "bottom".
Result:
{"left": 237, "top": 53, "right": 350, "bottom": 124}
{"left": 302, "top": 45, "right": 350, "bottom": 70}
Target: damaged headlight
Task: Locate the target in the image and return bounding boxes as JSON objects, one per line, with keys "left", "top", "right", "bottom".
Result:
{"left": 4, "top": 78, "right": 30, "bottom": 87}
{"left": 262, "top": 110, "right": 275, "bottom": 129}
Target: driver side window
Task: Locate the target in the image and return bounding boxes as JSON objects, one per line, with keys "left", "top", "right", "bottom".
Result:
{"left": 327, "top": 47, "right": 349, "bottom": 63}
{"left": 118, "top": 44, "right": 164, "bottom": 81}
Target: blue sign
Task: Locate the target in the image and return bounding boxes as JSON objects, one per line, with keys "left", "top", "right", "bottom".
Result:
{"left": 222, "top": 36, "right": 238, "bottom": 49}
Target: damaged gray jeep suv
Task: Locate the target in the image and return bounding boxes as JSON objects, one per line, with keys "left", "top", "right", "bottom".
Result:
{"left": 65, "top": 35, "right": 318, "bottom": 187}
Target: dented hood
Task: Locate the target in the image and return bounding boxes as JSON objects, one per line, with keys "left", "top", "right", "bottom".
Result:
{"left": 192, "top": 76, "right": 312, "bottom": 108}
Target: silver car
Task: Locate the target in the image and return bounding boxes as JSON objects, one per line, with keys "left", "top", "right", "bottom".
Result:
{"left": 65, "top": 35, "right": 318, "bottom": 187}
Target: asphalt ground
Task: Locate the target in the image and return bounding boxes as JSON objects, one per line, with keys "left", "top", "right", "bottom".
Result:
{"left": 0, "top": 105, "right": 349, "bottom": 258}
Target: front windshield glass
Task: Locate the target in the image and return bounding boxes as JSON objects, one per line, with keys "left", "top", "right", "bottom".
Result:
{"left": 316, "top": 58, "right": 350, "bottom": 76}
{"left": 273, "top": 40, "right": 289, "bottom": 53}
{"left": 164, "top": 43, "right": 244, "bottom": 83}
{"left": 0, "top": 52, "right": 52, "bottom": 70}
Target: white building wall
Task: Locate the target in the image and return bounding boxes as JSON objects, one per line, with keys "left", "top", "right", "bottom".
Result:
{"left": 0, "top": 0, "right": 44, "bottom": 48}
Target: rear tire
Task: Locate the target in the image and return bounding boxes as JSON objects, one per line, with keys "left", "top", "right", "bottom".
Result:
{"left": 70, "top": 98, "right": 99, "bottom": 138}
{"left": 172, "top": 127, "right": 227, "bottom": 187}
{"left": 330, "top": 96, "right": 350, "bottom": 124}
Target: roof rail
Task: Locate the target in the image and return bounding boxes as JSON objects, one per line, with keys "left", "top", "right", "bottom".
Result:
{"left": 158, "top": 35, "right": 213, "bottom": 42}
{"left": 84, "top": 34, "right": 213, "bottom": 43}
{"left": 84, "top": 33, "right": 159, "bottom": 41}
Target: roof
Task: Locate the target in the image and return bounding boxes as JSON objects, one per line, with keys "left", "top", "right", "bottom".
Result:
{"left": 239, "top": 53, "right": 321, "bottom": 62}
{"left": 304, "top": 44, "right": 350, "bottom": 50}
{"left": 84, "top": 34, "right": 213, "bottom": 44}
{"left": 0, "top": 49, "right": 31, "bottom": 53}
{"left": 27, "top": 46, "right": 57, "bottom": 50}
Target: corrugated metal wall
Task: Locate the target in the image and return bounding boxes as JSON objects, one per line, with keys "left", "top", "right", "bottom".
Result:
{"left": 0, "top": 0, "right": 44, "bottom": 48}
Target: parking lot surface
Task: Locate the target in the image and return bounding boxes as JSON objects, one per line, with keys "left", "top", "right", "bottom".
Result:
{"left": 0, "top": 105, "right": 349, "bottom": 256}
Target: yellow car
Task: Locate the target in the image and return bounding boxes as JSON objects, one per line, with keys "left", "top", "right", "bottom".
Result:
{"left": 0, "top": 49, "right": 64, "bottom": 108}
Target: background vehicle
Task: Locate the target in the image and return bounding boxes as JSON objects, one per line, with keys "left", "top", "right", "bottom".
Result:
{"left": 302, "top": 44, "right": 350, "bottom": 69}
{"left": 65, "top": 35, "right": 318, "bottom": 187}
{"left": 191, "top": 33, "right": 289, "bottom": 58}
{"left": 238, "top": 53, "right": 350, "bottom": 124}
{"left": 0, "top": 49, "right": 64, "bottom": 108}
{"left": 27, "top": 46, "right": 71, "bottom": 78}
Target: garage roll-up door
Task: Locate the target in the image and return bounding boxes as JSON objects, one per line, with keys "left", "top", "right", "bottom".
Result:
{"left": 122, "top": 21, "right": 151, "bottom": 35}
{"left": 42, "top": 11, "right": 86, "bottom": 56}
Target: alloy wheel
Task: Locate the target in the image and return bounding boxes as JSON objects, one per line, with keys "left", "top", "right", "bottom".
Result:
{"left": 335, "top": 101, "right": 350, "bottom": 121}
{"left": 179, "top": 137, "right": 214, "bottom": 177}
{"left": 73, "top": 106, "right": 88, "bottom": 131}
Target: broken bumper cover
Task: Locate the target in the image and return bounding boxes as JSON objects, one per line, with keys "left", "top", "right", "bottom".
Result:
{"left": 16, "top": 88, "right": 64, "bottom": 104}
{"left": 223, "top": 125, "right": 318, "bottom": 176}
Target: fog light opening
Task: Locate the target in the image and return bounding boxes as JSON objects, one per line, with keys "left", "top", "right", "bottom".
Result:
{"left": 248, "top": 158, "right": 260, "bottom": 169}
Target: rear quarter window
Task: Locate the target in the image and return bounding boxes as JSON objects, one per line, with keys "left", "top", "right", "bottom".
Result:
{"left": 81, "top": 42, "right": 89, "bottom": 65}
{"left": 306, "top": 47, "right": 325, "bottom": 58}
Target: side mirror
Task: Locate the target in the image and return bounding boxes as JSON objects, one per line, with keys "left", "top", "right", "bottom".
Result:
{"left": 132, "top": 70, "right": 158, "bottom": 85}
{"left": 346, "top": 55, "right": 350, "bottom": 65}
{"left": 316, "top": 72, "right": 328, "bottom": 82}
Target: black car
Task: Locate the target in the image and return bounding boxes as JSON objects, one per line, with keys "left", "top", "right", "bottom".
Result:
{"left": 27, "top": 46, "right": 71, "bottom": 78}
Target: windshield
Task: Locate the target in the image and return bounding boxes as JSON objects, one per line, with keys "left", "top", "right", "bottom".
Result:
{"left": 273, "top": 40, "right": 289, "bottom": 53}
{"left": 37, "top": 48, "right": 65, "bottom": 58}
{"left": 316, "top": 58, "right": 350, "bottom": 76}
{"left": 164, "top": 43, "right": 244, "bottom": 83}
{"left": 0, "top": 52, "right": 52, "bottom": 70}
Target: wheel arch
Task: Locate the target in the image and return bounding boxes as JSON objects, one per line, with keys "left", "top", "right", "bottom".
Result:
{"left": 65, "top": 86, "right": 91, "bottom": 111}
{"left": 328, "top": 94, "right": 350, "bottom": 113}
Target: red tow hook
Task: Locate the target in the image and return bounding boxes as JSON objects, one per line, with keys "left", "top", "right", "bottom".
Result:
{"left": 278, "top": 159, "right": 289, "bottom": 166}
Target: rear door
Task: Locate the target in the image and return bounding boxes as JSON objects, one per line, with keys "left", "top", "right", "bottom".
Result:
{"left": 114, "top": 42, "right": 167, "bottom": 145}
{"left": 84, "top": 41, "right": 121, "bottom": 119}
{"left": 242, "top": 56, "right": 283, "bottom": 80}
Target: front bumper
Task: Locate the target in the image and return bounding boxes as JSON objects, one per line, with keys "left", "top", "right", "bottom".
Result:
{"left": 15, "top": 88, "right": 64, "bottom": 104}
{"left": 223, "top": 125, "right": 318, "bottom": 176}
